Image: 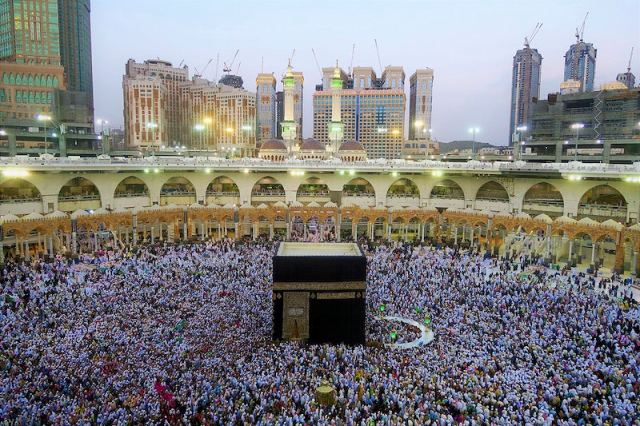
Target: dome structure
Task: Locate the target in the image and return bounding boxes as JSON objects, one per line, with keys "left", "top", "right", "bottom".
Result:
{"left": 298, "top": 138, "right": 328, "bottom": 160}
{"left": 258, "top": 139, "right": 288, "bottom": 162}
{"left": 338, "top": 140, "right": 367, "bottom": 162}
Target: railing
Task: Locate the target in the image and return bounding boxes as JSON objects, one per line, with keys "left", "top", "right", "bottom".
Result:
{"left": 387, "top": 193, "right": 420, "bottom": 198}
{"left": 160, "top": 191, "right": 196, "bottom": 196}
{"left": 59, "top": 194, "right": 100, "bottom": 201}
{"left": 343, "top": 192, "right": 375, "bottom": 197}
{"left": 1, "top": 156, "right": 639, "bottom": 175}
{"left": 475, "top": 197, "right": 510, "bottom": 203}
{"left": 296, "top": 191, "right": 330, "bottom": 197}
{"left": 522, "top": 199, "right": 564, "bottom": 207}
{"left": 206, "top": 191, "right": 240, "bottom": 196}
{"left": 578, "top": 204, "right": 627, "bottom": 217}
{"left": 251, "top": 190, "right": 285, "bottom": 196}
{"left": 0, "top": 197, "right": 41, "bottom": 204}
{"left": 114, "top": 192, "right": 150, "bottom": 198}
{"left": 430, "top": 194, "right": 464, "bottom": 200}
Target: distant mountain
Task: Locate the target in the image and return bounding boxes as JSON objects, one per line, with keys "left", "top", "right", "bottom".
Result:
{"left": 438, "top": 140, "right": 496, "bottom": 154}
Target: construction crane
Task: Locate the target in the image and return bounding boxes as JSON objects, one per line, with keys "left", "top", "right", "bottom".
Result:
{"left": 524, "top": 22, "right": 543, "bottom": 47}
{"left": 311, "top": 48, "right": 322, "bottom": 76}
{"left": 222, "top": 49, "right": 239, "bottom": 74}
{"left": 214, "top": 53, "right": 220, "bottom": 81}
{"left": 349, "top": 43, "right": 355, "bottom": 77}
{"left": 178, "top": 59, "right": 184, "bottom": 68}
{"left": 575, "top": 12, "right": 589, "bottom": 42}
{"left": 374, "top": 39, "right": 383, "bottom": 75}
{"left": 236, "top": 61, "right": 241, "bottom": 74}
{"left": 627, "top": 47, "right": 634, "bottom": 72}
{"left": 193, "top": 58, "right": 212, "bottom": 78}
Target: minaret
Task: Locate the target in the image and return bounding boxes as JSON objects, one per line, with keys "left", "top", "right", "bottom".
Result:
{"left": 328, "top": 61, "right": 344, "bottom": 155}
{"left": 280, "top": 62, "right": 297, "bottom": 155}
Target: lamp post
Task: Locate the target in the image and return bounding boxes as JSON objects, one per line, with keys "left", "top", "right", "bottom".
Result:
{"left": 96, "top": 119, "right": 108, "bottom": 153}
{"left": 146, "top": 122, "right": 158, "bottom": 156}
{"left": 571, "top": 123, "right": 584, "bottom": 161}
{"left": 516, "top": 125, "right": 528, "bottom": 159}
{"left": 37, "top": 114, "right": 52, "bottom": 155}
{"left": 194, "top": 123, "right": 205, "bottom": 151}
{"left": 468, "top": 127, "right": 480, "bottom": 160}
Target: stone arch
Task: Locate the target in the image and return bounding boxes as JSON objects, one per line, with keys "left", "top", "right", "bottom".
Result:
{"left": 521, "top": 182, "right": 565, "bottom": 218}
{"left": 0, "top": 178, "right": 42, "bottom": 202}
{"left": 206, "top": 175, "right": 240, "bottom": 206}
{"left": 430, "top": 179, "right": 465, "bottom": 200}
{"left": 113, "top": 176, "right": 151, "bottom": 209}
{"left": 58, "top": 177, "right": 102, "bottom": 212}
{"left": 476, "top": 181, "right": 510, "bottom": 202}
{"left": 386, "top": 178, "right": 420, "bottom": 198}
{"left": 160, "top": 176, "right": 196, "bottom": 206}
{"left": 114, "top": 176, "right": 150, "bottom": 197}
{"left": 251, "top": 176, "right": 285, "bottom": 205}
{"left": 0, "top": 178, "right": 43, "bottom": 215}
{"left": 578, "top": 185, "right": 627, "bottom": 222}
{"left": 297, "top": 176, "right": 330, "bottom": 201}
{"left": 343, "top": 177, "right": 375, "bottom": 197}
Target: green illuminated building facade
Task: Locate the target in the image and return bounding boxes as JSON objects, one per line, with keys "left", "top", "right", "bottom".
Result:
{"left": 0, "top": 0, "right": 93, "bottom": 125}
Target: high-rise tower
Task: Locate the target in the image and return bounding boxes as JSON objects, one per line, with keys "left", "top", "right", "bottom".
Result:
{"left": 57, "top": 0, "right": 94, "bottom": 122}
{"left": 256, "top": 73, "right": 277, "bottom": 146}
{"left": 0, "top": 0, "right": 66, "bottom": 121}
{"left": 563, "top": 17, "right": 596, "bottom": 93}
{"left": 409, "top": 68, "right": 434, "bottom": 140}
{"left": 509, "top": 40, "right": 542, "bottom": 145}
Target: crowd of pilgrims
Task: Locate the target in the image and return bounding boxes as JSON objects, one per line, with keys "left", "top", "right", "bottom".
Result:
{"left": 1, "top": 237, "right": 639, "bottom": 424}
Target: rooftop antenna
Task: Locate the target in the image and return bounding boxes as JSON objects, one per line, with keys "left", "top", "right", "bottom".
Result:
{"left": 627, "top": 47, "right": 634, "bottom": 72}
{"left": 524, "top": 22, "right": 543, "bottom": 48}
{"left": 576, "top": 11, "right": 589, "bottom": 42}
{"left": 349, "top": 43, "right": 355, "bottom": 77}
{"left": 374, "top": 39, "right": 383, "bottom": 75}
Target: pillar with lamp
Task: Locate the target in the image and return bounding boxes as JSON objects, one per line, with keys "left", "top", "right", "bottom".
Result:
{"left": 468, "top": 127, "right": 480, "bottom": 160}
{"left": 96, "top": 118, "right": 109, "bottom": 153}
{"left": 516, "top": 125, "right": 528, "bottom": 159}
{"left": 571, "top": 123, "right": 584, "bottom": 161}
{"left": 145, "top": 122, "right": 159, "bottom": 156}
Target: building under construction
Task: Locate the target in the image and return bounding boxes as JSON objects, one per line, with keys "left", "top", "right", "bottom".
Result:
{"left": 524, "top": 87, "right": 640, "bottom": 163}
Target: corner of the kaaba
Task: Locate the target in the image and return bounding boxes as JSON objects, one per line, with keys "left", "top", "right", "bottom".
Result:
{"left": 272, "top": 242, "right": 367, "bottom": 345}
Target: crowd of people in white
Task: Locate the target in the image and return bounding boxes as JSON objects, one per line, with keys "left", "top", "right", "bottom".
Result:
{"left": 1, "top": 237, "right": 638, "bottom": 424}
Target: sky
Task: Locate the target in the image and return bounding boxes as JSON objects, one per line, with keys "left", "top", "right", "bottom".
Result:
{"left": 92, "top": 0, "right": 639, "bottom": 145}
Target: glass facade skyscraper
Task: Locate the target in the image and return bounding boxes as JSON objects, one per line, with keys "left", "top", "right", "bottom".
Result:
{"left": 0, "top": 0, "right": 93, "bottom": 124}
{"left": 563, "top": 40, "right": 596, "bottom": 93}
{"left": 509, "top": 46, "right": 542, "bottom": 145}
{"left": 57, "top": 0, "right": 93, "bottom": 101}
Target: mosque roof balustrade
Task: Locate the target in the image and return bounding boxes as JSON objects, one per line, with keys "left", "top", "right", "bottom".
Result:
{"left": 1, "top": 156, "right": 639, "bottom": 177}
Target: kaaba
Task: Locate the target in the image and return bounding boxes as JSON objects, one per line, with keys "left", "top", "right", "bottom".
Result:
{"left": 272, "top": 242, "right": 367, "bottom": 345}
